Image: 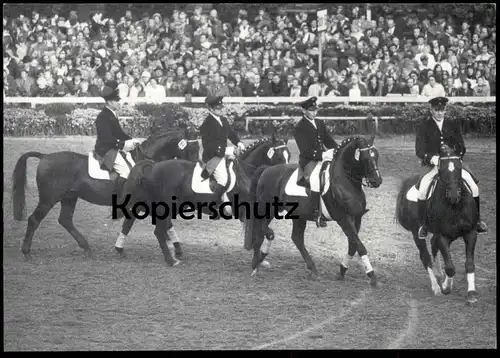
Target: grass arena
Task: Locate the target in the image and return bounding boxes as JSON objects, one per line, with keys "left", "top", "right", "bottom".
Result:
{"left": 3, "top": 135, "right": 496, "bottom": 350}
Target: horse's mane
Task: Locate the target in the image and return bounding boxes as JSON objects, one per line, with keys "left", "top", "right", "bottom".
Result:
{"left": 239, "top": 137, "right": 273, "bottom": 161}
{"left": 141, "top": 129, "right": 185, "bottom": 148}
{"left": 333, "top": 136, "right": 368, "bottom": 159}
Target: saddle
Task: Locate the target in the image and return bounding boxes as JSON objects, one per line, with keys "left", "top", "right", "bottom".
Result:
{"left": 88, "top": 151, "right": 133, "bottom": 181}
{"left": 192, "top": 148, "right": 237, "bottom": 195}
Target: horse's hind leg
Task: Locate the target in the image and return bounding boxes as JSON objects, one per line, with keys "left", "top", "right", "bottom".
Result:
{"left": 412, "top": 230, "right": 440, "bottom": 295}
{"left": 166, "top": 221, "right": 183, "bottom": 260}
{"left": 154, "top": 218, "right": 178, "bottom": 267}
{"left": 291, "top": 219, "right": 318, "bottom": 277}
{"left": 22, "top": 201, "right": 57, "bottom": 260}
{"left": 115, "top": 218, "right": 136, "bottom": 257}
{"left": 58, "top": 197, "right": 92, "bottom": 258}
{"left": 463, "top": 231, "right": 479, "bottom": 305}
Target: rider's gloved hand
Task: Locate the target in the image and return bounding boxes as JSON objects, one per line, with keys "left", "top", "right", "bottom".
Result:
{"left": 237, "top": 142, "right": 245, "bottom": 151}
{"left": 322, "top": 150, "right": 333, "bottom": 161}
{"left": 123, "top": 139, "right": 140, "bottom": 151}
{"left": 430, "top": 155, "right": 439, "bottom": 166}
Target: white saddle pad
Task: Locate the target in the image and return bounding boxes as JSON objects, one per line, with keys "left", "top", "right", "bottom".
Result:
{"left": 88, "top": 152, "right": 134, "bottom": 180}
{"left": 88, "top": 152, "right": 111, "bottom": 180}
{"left": 406, "top": 177, "right": 472, "bottom": 202}
{"left": 284, "top": 162, "right": 331, "bottom": 197}
{"left": 191, "top": 160, "right": 237, "bottom": 194}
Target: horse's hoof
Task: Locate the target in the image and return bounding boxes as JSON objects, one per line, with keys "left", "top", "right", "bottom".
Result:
{"left": 368, "top": 271, "right": 378, "bottom": 287}
{"left": 335, "top": 274, "right": 345, "bottom": 281}
{"left": 466, "top": 291, "right": 479, "bottom": 305}
{"left": 23, "top": 253, "right": 33, "bottom": 262}
{"left": 172, "top": 259, "right": 181, "bottom": 267}
{"left": 431, "top": 285, "right": 442, "bottom": 296}
{"left": 259, "top": 260, "right": 271, "bottom": 269}
{"left": 441, "top": 285, "right": 451, "bottom": 295}
{"left": 251, "top": 269, "right": 258, "bottom": 277}
{"left": 175, "top": 251, "right": 183, "bottom": 260}
{"left": 84, "top": 250, "right": 94, "bottom": 259}
{"left": 308, "top": 272, "right": 320, "bottom": 281}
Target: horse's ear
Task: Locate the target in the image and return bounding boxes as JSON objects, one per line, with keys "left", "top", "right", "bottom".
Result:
{"left": 369, "top": 134, "right": 375, "bottom": 145}
{"left": 271, "top": 131, "right": 277, "bottom": 145}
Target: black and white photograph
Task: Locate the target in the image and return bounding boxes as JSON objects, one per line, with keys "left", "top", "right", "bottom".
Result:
{"left": 3, "top": 2, "right": 496, "bottom": 350}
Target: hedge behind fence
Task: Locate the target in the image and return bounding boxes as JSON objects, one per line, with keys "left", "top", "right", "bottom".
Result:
{"left": 3, "top": 102, "right": 496, "bottom": 137}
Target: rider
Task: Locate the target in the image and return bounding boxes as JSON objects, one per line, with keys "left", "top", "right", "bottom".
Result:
{"left": 199, "top": 95, "right": 246, "bottom": 214}
{"left": 94, "top": 83, "right": 141, "bottom": 201}
{"left": 415, "top": 96, "right": 488, "bottom": 237}
{"left": 293, "top": 96, "right": 339, "bottom": 227}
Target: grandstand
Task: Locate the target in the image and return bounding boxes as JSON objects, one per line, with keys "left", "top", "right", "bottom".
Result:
{"left": 3, "top": 3, "right": 496, "bottom": 99}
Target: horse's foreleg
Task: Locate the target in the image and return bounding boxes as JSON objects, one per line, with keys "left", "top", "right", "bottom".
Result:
{"left": 291, "top": 219, "right": 318, "bottom": 277}
{"left": 413, "top": 230, "right": 440, "bottom": 295}
{"left": 437, "top": 235, "right": 455, "bottom": 295}
{"left": 431, "top": 234, "right": 444, "bottom": 281}
{"left": 337, "top": 215, "right": 377, "bottom": 286}
{"left": 154, "top": 218, "right": 179, "bottom": 267}
{"left": 22, "top": 201, "right": 57, "bottom": 260}
{"left": 463, "top": 230, "right": 479, "bottom": 305}
{"left": 58, "top": 197, "right": 92, "bottom": 258}
{"left": 115, "top": 217, "right": 136, "bottom": 257}
{"left": 337, "top": 214, "right": 363, "bottom": 280}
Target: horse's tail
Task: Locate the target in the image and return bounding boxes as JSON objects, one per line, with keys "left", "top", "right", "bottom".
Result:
{"left": 12, "top": 151, "right": 44, "bottom": 221}
{"left": 243, "top": 165, "right": 269, "bottom": 251}
{"left": 395, "top": 175, "right": 419, "bottom": 230}
{"left": 114, "top": 159, "right": 155, "bottom": 220}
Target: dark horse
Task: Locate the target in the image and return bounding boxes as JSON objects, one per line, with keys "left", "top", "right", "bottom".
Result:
{"left": 395, "top": 144, "right": 480, "bottom": 304}
{"left": 244, "top": 135, "right": 383, "bottom": 285}
{"left": 117, "top": 135, "right": 291, "bottom": 266}
{"left": 12, "top": 128, "right": 200, "bottom": 260}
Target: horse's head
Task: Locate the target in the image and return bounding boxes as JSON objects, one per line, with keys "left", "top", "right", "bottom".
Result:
{"left": 438, "top": 144, "right": 463, "bottom": 205}
{"left": 137, "top": 128, "right": 199, "bottom": 162}
{"left": 334, "top": 135, "right": 382, "bottom": 188}
{"left": 239, "top": 133, "right": 291, "bottom": 167}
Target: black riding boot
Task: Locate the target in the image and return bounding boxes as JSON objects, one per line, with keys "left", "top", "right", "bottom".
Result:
{"left": 310, "top": 191, "right": 322, "bottom": 228}
{"left": 474, "top": 197, "right": 488, "bottom": 233}
{"left": 211, "top": 184, "right": 227, "bottom": 220}
{"left": 417, "top": 199, "right": 428, "bottom": 238}
{"left": 113, "top": 177, "right": 130, "bottom": 218}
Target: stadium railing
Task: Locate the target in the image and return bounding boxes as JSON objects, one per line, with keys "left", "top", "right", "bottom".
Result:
{"left": 4, "top": 96, "right": 496, "bottom": 107}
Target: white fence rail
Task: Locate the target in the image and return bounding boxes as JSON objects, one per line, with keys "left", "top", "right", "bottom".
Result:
{"left": 3, "top": 96, "right": 497, "bottom": 108}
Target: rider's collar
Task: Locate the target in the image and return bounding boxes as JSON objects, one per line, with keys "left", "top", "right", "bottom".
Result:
{"left": 105, "top": 105, "right": 118, "bottom": 119}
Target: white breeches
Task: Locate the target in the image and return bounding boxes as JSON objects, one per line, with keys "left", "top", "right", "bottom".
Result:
{"left": 309, "top": 162, "right": 322, "bottom": 192}
{"left": 461, "top": 169, "right": 479, "bottom": 197}
{"left": 213, "top": 157, "right": 228, "bottom": 186}
{"left": 113, "top": 152, "right": 135, "bottom": 179}
{"left": 418, "top": 166, "right": 479, "bottom": 200}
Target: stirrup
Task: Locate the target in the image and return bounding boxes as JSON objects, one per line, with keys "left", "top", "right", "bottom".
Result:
{"left": 418, "top": 225, "right": 428, "bottom": 238}
{"left": 477, "top": 221, "right": 488, "bottom": 233}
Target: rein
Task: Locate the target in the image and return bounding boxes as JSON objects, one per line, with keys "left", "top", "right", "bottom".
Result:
{"left": 336, "top": 143, "right": 379, "bottom": 188}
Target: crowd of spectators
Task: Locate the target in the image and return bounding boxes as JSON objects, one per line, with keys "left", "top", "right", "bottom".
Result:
{"left": 3, "top": 5, "right": 496, "bottom": 100}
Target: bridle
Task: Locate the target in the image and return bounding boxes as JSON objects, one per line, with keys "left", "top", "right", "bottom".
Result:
{"left": 354, "top": 144, "right": 381, "bottom": 188}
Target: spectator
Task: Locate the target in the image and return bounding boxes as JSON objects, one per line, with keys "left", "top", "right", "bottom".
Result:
{"left": 421, "top": 75, "right": 446, "bottom": 97}
{"left": 145, "top": 78, "right": 166, "bottom": 102}
{"left": 15, "top": 68, "right": 35, "bottom": 96}
{"left": 473, "top": 76, "right": 490, "bottom": 96}
{"left": 458, "top": 80, "right": 474, "bottom": 96}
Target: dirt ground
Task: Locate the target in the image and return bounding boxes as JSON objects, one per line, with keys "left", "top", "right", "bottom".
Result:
{"left": 3, "top": 135, "right": 496, "bottom": 350}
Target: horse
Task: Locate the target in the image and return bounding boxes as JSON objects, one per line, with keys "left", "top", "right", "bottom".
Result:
{"left": 12, "top": 128, "right": 200, "bottom": 261}
{"left": 243, "top": 135, "right": 383, "bottom": 285}
{"left": 395, "top": 144, "right": 480, "bottom": 304}
{"left": 116, "top": 134, "right": 291, "bottom": 266}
